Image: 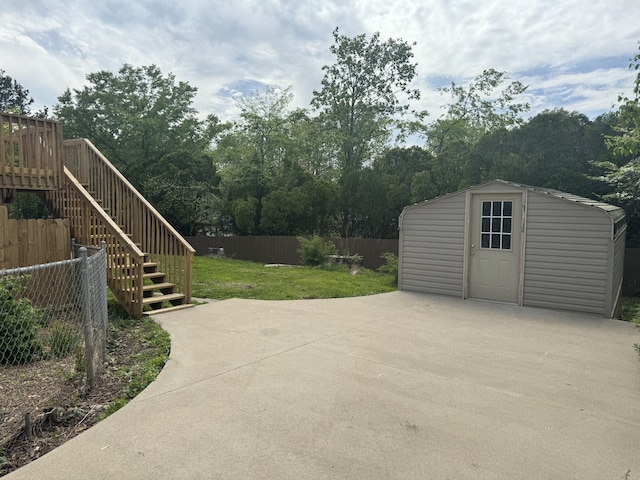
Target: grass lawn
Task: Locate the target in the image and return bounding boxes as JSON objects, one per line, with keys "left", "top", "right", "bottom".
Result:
{"left": 191, "top": 256, "right": 397, "bottom": 301}
{"left": 619, "top": 297, "right": 640, "bottom": 324}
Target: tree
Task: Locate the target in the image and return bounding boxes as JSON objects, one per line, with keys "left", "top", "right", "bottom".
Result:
{"left": 311, "top": 28, "right": 420, "bottom": 171}
{"left": 54, "top": 64, "right": 224, "bottom": 189}
{"left": 142, "top": 150, "right": 221, "bottom": 236}
{"left": 417, "top": 69, "right": 529, "bottom": 195}
{"left": 0, "top": 70, "right": 34, "bottom": 114}
{"left": 214, "top": 87, "right": 340, "bottom": 235}
{"left": 595, "top": 43, "right": 640, "bottom": 246}
{"left": 214, "top": 87, "right": 301, "bottom": 234}
{"left": 311, "top": 28, "right": 420, "bottom": 236}
{"left": 426, "top": 69, "right": 529, "bottom": 156}
{"left": 470, "top": 109, "right": 593, "bottom": 195}
{"left": 372, "top": 146, "right": 433, "bottom": 234}
{"left": 606, "top": 43, "right": 640, "bottom": 158}
{"left": 593, "top": 158, "right": 640, "bottom": 245}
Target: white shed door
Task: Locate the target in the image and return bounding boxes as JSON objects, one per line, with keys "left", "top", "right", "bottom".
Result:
{"left": 468, "top": 193, "right": 522, "bottom": 303}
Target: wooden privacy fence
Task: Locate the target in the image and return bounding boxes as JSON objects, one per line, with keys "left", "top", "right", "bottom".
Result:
{"left": 0, "top": 206, "right": 70, "bottom": 269}
{"left": 186, "top": 236, "right": 399, "bottom": 270}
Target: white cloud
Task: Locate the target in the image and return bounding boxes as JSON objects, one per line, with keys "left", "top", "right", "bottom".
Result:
{"left": 1, "top": 0, "right": 639, "bottom": 123}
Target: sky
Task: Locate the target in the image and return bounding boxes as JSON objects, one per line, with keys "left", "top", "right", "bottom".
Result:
{"left": 2, "top": 0, "right": 640, "bottom": 127}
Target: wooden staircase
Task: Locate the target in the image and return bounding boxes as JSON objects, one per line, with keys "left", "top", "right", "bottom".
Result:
{"left": 1, "top": 113, "right": 194, "bottom": 318}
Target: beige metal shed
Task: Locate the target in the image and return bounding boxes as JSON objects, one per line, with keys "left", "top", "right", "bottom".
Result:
{"left": 398, "top": 180, "right": 626, "bottom": 317}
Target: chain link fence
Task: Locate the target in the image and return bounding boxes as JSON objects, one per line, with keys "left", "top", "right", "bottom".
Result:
{"left": 0, "top": 244, "right": 108, "bottom": 386}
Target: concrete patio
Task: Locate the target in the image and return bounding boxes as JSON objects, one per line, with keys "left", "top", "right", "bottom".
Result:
{"left": 6, "top": 291, "right": 640, "bottom": 479}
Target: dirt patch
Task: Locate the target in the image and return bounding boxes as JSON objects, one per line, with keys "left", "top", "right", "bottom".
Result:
{"left": 0, "top": 319, "right": 159, "bottom": 476}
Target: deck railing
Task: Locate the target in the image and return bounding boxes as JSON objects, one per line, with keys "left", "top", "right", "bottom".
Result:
{"left": 62, "top": 138, "right": 194, "bottom": 308}
{"left": 45, "top": 167, "right": 146, "bottom": 318}
{"left": 0, "top": 113, "right": 63, "bottom": 196}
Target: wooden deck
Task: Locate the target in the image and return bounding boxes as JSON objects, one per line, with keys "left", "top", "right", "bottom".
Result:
{"left": 0, "top": 113, "right": 63, "bottom": 200}
{"left": 0, "top": 112, "right": 194, "bottom": 318}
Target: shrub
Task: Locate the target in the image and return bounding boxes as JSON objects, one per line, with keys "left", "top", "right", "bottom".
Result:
{"left": 378, "top": 252, "right": 398, "bottom": 286}
{"left": 297, "top": 236, "right": 337, "bottom": 266}
{"left": 49, "top": 321, "right": 80, "bottom": 358}
{"left": 0, "top": 276, "right": 43, "bottom": 365}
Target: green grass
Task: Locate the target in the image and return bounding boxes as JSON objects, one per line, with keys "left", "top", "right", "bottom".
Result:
{"left": 618, "top": 297, "right": 640, "bottom": 324}
{"left": 100, "top": 300, "right": 171, "bottom": 419}
{"left": 191, "top": 256, "right": 396, "bottom": 301}
{"left": 618, "top": 297, "right": 640, "bottom": 360}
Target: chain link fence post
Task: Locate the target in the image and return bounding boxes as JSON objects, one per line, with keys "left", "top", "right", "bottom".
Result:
{"left": 79, "top": 247, "right": 95, "bottom": 390}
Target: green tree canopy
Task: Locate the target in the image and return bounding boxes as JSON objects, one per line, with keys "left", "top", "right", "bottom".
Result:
{"left": 54, "top": 64, "right": 225, "bottom": 188}
{"left": 142, "top": 150, "right": 221, "bottom": 236}
{"left": 425, "top": 69, "right": 529, "bottom": 157}
{"left": 407, "top": 69, "right": 529, "bottom": 196}
{"left": 311, "top": 27, "right": 420, "bottom": 171}
{"left": 214, "top": 87, "right": 340, "bottom": 235}
{"left": 0, "top": 70, "right": 34, "bottom": 114}
{"left": 606, "top": 44, "right": 640, "bottom": 158}
{"left": 594, "top": 43, "right": 640, "bottom": 245}
{"left": 310, "top": 28, "right": 420, "bottom": 236}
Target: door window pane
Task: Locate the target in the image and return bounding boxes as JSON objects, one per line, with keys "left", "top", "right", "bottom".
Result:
{"left": 479, "top": 200, "right": 514, "bottom": 250}
{"left": 481, "top": 233, "right": 490, "bottom": 248}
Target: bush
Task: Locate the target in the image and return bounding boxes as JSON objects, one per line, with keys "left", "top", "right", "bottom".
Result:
{"left": 49, "top": 321, "right": 80, "bottom": 358}
{"left": 618, "top": 298, "right": 640, "bottom": 361}
{"left": 0, "top": 276, "right": 43, "bottom": 365}
{"left": 297, "top": 236, "right": 337, "bottom": 266}
{"left": 378, "top": 252, "right": 398, "bottom": 286}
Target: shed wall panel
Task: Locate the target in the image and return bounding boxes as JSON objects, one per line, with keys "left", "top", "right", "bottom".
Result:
{"left": 399, "top": 193, "right": 465, "bottom": 296}
{"left": 523, "top": 192, "right": 611, "bottom": 315}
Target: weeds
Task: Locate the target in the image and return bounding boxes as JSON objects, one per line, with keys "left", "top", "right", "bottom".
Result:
{"left": 101, "top": 311, "right": 170, "bottom": 419}
{"left": 618, "top": 297, "right": 640, "bottom": 361}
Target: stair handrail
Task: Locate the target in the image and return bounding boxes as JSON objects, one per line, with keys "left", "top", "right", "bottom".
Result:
{"left": 63, "top": 166, "right": 145, "bottom": 257}
{"left": 57, "top": 166, "right": 146, "bottom": 317}
{"left": 62, "top": 138, "right": 195, "bottom": 255}
{"left": 62, "top": 138, "right": 194, "bottom": 307}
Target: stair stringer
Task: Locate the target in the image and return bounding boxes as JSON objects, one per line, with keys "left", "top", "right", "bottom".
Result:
{"left": 44, "top": 167, "right": 147, "bottom": 318}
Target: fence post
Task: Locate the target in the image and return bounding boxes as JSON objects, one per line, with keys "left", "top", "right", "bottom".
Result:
{"left": 79, "top": 247, "right": 95, "bottom": 390}
{"left": 100, "top": 240, "right": 108, "bottom": 363}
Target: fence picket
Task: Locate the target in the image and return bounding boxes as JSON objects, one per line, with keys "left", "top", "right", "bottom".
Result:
{"left": 0, "top": 206, "right": 70, "bottom": 269}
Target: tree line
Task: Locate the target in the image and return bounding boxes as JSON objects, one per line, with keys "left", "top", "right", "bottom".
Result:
{"left": 1, "top": 30, "right": 640, "bottom": 245}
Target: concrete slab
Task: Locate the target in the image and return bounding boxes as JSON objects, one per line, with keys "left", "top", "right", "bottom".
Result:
{"left": 5, "top": 291, "right": 640, "bottom": 479}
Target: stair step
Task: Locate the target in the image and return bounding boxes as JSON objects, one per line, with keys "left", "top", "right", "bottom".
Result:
{"left": 142, "top": 303, "right": 195, "bottom": 316}
{"left": 142, "top": 282, "right": 175, "bottom": 292}
{"left": 142, "top": 292, "right": 185, "bottom": 306}
{"left": 143, "top": 272, "right": 166, "bottom": 280}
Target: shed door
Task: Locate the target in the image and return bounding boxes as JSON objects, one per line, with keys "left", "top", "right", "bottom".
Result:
{"left": 468, "top": 193, "right": 522, "bottom": 303}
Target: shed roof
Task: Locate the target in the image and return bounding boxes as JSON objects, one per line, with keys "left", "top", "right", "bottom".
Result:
{"left": 489, "top": 179, "right": 625, "bottom": 223}
{"left": 402, "top": 179, "right": 625, "bottom": 223}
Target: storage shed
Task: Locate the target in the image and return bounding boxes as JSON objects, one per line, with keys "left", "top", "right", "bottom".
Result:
{"left": 398, "top": 180, "right": 626, "bottom": 317}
